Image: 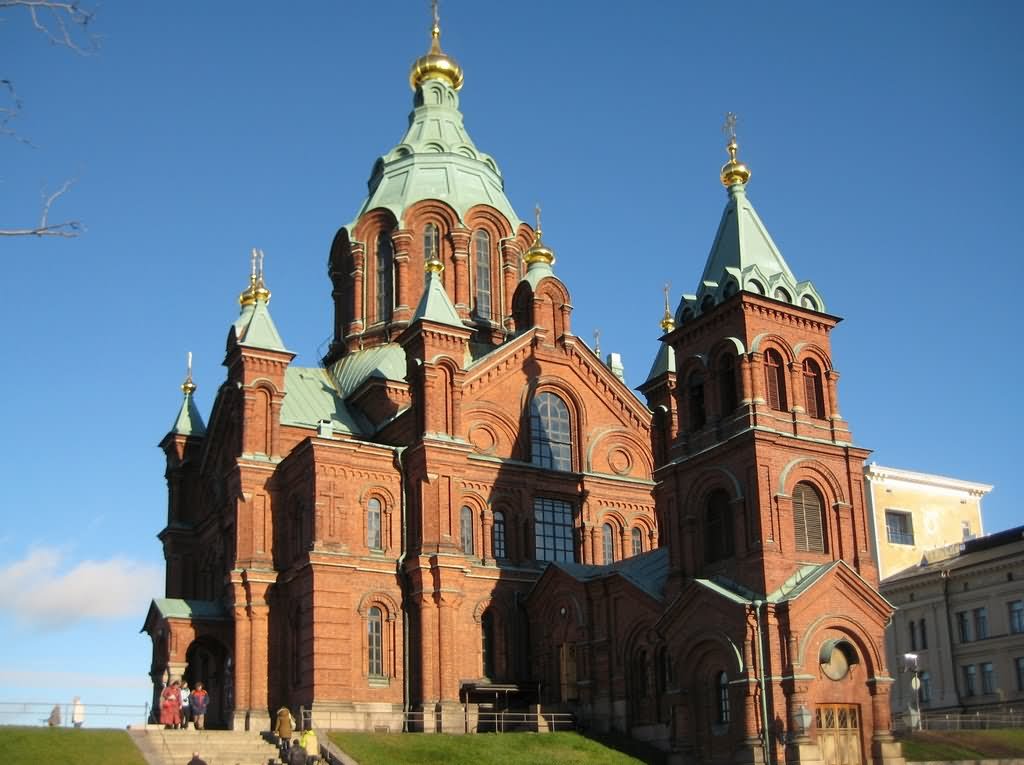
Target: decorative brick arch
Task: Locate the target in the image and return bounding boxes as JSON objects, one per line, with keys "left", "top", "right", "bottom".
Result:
{"left": 356, "top": 591, "right": 401, "bottom": 621}
{"left": 682, "top": 466, "right": 745, "bottom": 508}
{"left": 797, "top": 613, "right": 884, "bottom": 679}
{"left": 792, "top": 341, "right": 834, "bottom": 373}
{"left": 777, "top": 458, "right": 847, "bottom": 507}
{"left": 749, "top": 332, "right": 796, "bottom": 364}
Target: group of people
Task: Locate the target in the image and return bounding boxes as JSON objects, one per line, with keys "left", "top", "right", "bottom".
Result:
{"left": 159, "top": 679, "right": 209, "bottom": 729}
{"left": 274, "top": 706, "right": 320, "bottom": 764}
{"left": 46, "top": 697, "right": 85, "bottom": 728}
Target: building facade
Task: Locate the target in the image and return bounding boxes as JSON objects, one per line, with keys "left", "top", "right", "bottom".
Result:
{"left": 864, "top": 464, "right": 990, "bottom": 581}
{"left": 881, "top": 526, "right": 1024, "bottom": 719}
{"left": 143, "top": 17, "right": 907, "bottom": 765}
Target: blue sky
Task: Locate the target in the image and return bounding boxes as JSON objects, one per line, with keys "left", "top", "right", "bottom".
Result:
{"left": 2, "top": 1, "right": 1021, "bottom": 726}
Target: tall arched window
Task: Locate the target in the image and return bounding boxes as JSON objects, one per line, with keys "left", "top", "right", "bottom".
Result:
{"left": 688, "top": 371, "right": 706, "bottom": 430}
{"left": 474, "top": 229, "right": 491, "bottom": 319}
{"left": 764, "top": 349, "right": 788, "bottom": 412}
{"left": 718, "top": 354, "right": 738, "bottom": 415}
{"left": 368, "top": 607, "right": 383, "bottom": 677}
{"left": 461, "top": 506, "right": 475, "bottom": 555}
{"left": 376, "top": 231, "right": 394, "bottom": 323}
{"left": 793, "top": 482, "right": 825, "bottom": 553}
{"left": 602, "top": 523, "right": 615, "bottom": 564}
{"left": 705, "top": 489, "right": 735, "bottom": 563}
{"left": 631, "top": 527, "right": 643, "bottom": 556}
{"left": 492, "top": 511, "right": 506, "bottom": 559}
{"left": 367, "top": 498, "right": 382, "bottom": 550}
{"left": 530, "top": 392, "right": 572, "bottom": 471}
{"left": 481, "top": 610, "right": 495, "bottom": 679}
{"left": 423, "top": 222, "right": 440, "bottom": 282}
{"left": 802, "top": 358, "right": 825, "bottom": 419}
{"left": 717, "top": 671, "right": 731, "bottom": 723}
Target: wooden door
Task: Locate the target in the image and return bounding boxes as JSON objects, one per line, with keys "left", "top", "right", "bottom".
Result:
{"left": 815, "top": 704, "right": 862, "bottom": 765}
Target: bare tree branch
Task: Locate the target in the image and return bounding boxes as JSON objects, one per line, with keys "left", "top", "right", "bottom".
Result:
{"left": 0, "top": 0, "right": 99, "bottom": 54}
{"left": 0, "top": 78, "right": 35, "bottom": 146}
{"left": 0, "top": 179, "right": 83, "bottom": 237}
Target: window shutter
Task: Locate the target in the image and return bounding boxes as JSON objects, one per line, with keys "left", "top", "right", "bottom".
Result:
{"left": 802, "top": 360, "right": 824, "bottom": 419}
{"left": 793, "top": 482, "right": 824, "bottom": 553}
{"left": 765, "top": 351, "right": 786, "bottom": 411}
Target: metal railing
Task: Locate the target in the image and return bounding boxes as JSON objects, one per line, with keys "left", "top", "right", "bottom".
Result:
{"left": 299, "top": 706, "right": 576, "bottom": 734}
{"left": 0, "top": 701, "right": 150, "bottom": 729}
{"left": 895, "top": 709, "right": 1024, "bottom": 731}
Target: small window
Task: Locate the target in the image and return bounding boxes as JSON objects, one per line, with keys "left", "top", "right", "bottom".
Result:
{"left": 919, "top": 671, "right": 931, "bottom": 704}
{"left": 802, "top": 358, "right": 825, "bottom": 419}
{"left": 962, "top": 520, "right": 975, "bottom": 541}
{"left": 474, "top": 229, "right": 492, "bottom": 319}
{"left": 1016, "top": 657, "right": 1024, "bottom": 691}
{"left": 957, "top": 611, "right": 971, "bottom": 643}
{"left": 718, "top": 355, "right": 738, "bottom": 415}
{"left": 461, "top": 506, "right": 475, "bottom": 556}
{"left": 1010, "top": 600, "right": 1024, "bottom": 634}
{"left": 492, "top": 511, "right": 506, "bottom": 560}
{"left": 717, "top": 671, "right": 730, "bottom": 724}
{"left": 700, "top": 295, "right": 715, "bottom": 313}
{"left": 981, "top": 662, "right": 995, "bottom": 694}
{"left": 368, "top": 607, "right": 383, "bottom": 677}
{"left": 530, "top": 392, "right": 572, "bottom": 471}
{"left": 885, "top": 510, "right": 914, "bottom": 545}
{"left": 963, "top": 664, "right": 977, "bottom": 696}
{"left": 909, "top": 620, "right": 917, "bottom": 651}
{"left": 793, "top": 482, "right": 825, "bottom": 553}
{"left": 705, "top": 489, "right": 735, "bottom": 563}
{"left": 602, "top": 523, "right": 615, "bottom": 564}
{"left": 376, "top": 231, "right": 394, "bottom": 323}
{"left": 974, "top": 608, "right": 988, "bottom": 640}
{"left": 631, "top": 527, "right": 643, "bottom": 556}
{"left": 367, "top": 498, "right": 382, "bottom": 550}
{"left": 748, "top": 280, "right": 765, "bottom": 295}
{"left": 919, "top": 618, "right": 928, "bottom": 649}
{"left": 688, "top": 371, "right": 706, "bottom": 430}
{"left": 764, "top": 349, "right": 788, "bottom": 412}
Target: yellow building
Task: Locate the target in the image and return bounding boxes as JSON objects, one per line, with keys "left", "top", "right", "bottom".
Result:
{"left": 864, "top": 464, "right": 992, "bottom": 580}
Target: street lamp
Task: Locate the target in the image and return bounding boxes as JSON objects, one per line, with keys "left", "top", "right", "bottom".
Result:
{"left": 903, "top": 653, "right": 921, "bottom": 731}
{"left": 794, "top": 705, "right": 813, "bottom": 739}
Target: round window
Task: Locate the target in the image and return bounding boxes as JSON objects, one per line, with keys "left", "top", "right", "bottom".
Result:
{"left": 819, "top": 639, "right": 859, "bottom": 681}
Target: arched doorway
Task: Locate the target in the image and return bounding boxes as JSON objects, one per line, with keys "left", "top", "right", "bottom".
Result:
{"left": 185, "top": 637, "right": 231, "bottom": 729}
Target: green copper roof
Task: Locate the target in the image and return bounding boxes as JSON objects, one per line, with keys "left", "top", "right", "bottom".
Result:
{"left": 522, "top": 257, "right": 555, "bottom": 291}
{"left": 149, "top": 598, "right": 228, "bottom": 621}
{"left": 642, "top": 341, "right": 675, "bottom": 385}
{"left": 349, "top": 78, "right": 521, "bottom": 229}
{"left": 678, "top": 183, "right": 825, "bottom": 322}
{"left": 328, "top": 343, "right": 408, "bottom": 399}
{"left": 170, "top": 391, "right": 207, "bottom": 437}
{"left": 280, "top": 367, "right": 366, "bottom": 434}
{"left": 233, "top": 299, "right": 289, "bottom": 352}
{"left": 412, "top": 269, "right": 465, "bottom": 328}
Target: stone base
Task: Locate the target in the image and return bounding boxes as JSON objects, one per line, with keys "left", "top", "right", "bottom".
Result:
{"left": 785, "top": 738, "right": 825, "bottom": 765}
{"left": 305, "top": 701, "right": 406, "bottom": 732}
{"left": 872, "top": 735, "right": 907, "bottom": 765}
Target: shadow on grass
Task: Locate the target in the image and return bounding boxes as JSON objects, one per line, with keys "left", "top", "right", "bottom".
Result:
{"left": 581, "top": 729, "right": 667, "bottom": 765}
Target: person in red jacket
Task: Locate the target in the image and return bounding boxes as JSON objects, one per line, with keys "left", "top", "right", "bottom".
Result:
{"left": 189, "top": 681, "right": 209, "bottom": 730}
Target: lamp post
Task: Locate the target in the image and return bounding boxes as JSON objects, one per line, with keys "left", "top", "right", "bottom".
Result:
{"left": 794, "top": 704, "right": 813, "bottom": 741}
{"left": 904, "top": 652, "right": 921, "bottom": 731}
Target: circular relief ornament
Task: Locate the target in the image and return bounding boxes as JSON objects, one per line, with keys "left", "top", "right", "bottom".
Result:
{"left": 819, "top": 639, "right": 858, "bottom": 681}
{"left": 609, "top": 448, "right": 632, "bottom": 475}
{"left": 469, "top": 424, "right": 496, "bottom": 454}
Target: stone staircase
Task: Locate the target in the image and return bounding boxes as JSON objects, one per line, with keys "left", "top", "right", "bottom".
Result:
{"left": 129, "top": 727, "right": 284, "bottom": 765}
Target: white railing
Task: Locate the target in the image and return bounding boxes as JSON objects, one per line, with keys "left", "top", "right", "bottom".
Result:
{"left": 0, "top": 700, "right": 150, "bottom": 729}
{"left": 895, "top": 709, "right": 1024, "bottom": 731}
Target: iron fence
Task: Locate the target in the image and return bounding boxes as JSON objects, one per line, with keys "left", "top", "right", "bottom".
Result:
{"left": 299, "top": 706, "right": 576, "bottom": 734}
{"left": 0, "top": 701, "right": 150, "bottom": 728}
{"left": 895, "top": 709, "right": 1024, "bottom": 732}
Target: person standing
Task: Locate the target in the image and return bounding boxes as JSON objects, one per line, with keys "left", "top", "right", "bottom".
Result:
{"left": 47, "top": 704, "right": 61, "bottom": 727}
{"left": 273, "top": 706, "right": 293, "bottom": 744}
{"left": 187, "top": 752, "right": 208, "bottom": 765}
{"left": 189, "top": 681, "right": 209, "bottom": 730}
{"left": 71, "top": 697, "right": 85, "bottom": 728}
{"left": 179, "top": 683, "right": 190, "bottom": 729}
{"left": 287, "top": 739, "right": 306, "bottom": 765}
{"left": 300, "top": 727, "right": 320, "bottom": 764}
{"left": 159, "top": 680, "right": 182, "bottom": 729}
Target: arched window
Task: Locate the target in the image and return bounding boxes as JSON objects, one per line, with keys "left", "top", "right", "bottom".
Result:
{"left": 688, "top": 371, "right": 706, "bottom": 430}
{"left": 705, "top": 489, "right": 735, "bottom": 563}
{"left": 461, "top": 506, "right": 474, "bottom": 555}
{"left": 423, "top": 222, "right": 440, "bottom": 281}
{"left": 802, "top": 358, "right": 825, "bottom": 419}
{"left": 919, "top": 618, "right": 928, "bottom": 649}
{"left": 793, "top": 482, "right": 825, "bottom": 553}
{"left": 481, "top": 610, "right": 495, "bottom": 679}
{"left": 717, "top": 671, "right": 730, "bottom": 723}
{"left": 376, "top": 231, "right": 394, "bottom": 323}
{"left": 631, "top": 527, "right": 643, "bottom": 556}
{"left": 718, "top": 354, "right": 738, "bottom": 415}
{"left": 368, "top": 607, "right": 383, "bottom": 677}
{"left": 474, "top": 229, "right": 491, "bottom": 319}
{"left": 492, "top": 511, "right": 506, "bottom": 559}
{"left": 602, "top": 523, "right": 615, "bottom": 564}
{"left": 530, "top": 392, "right": 572, "bottom": 471}
{"left": 367, "top": 498, "right": 382, "bottom": 550}
{"left": 764, "top": 349, "right": 788, "bottom": 412}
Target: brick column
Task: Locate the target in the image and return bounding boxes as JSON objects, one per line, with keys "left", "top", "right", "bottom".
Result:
{"left": 451, "top": 228, "right": 471, "bottom": 319}
{"left": 825, "top": 369, "right": 841, "bottom": 417}
{"left": 481, "top": 510, "right": 493, "bottom": 563}
{"left": 348, "top": 241, "right": 365, "bottom": 335}
{"left": 500, "top": 239, "right": 520, "bottom": 330}
{"left": 392, "top": 230, "right": 413, "bottom": 323}
{"left": 739, "top": 353, "right": 754, "bottom": 404}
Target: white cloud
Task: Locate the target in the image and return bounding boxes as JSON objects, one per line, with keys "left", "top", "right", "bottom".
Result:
{"left": 0, "top": 547, "right": 162, "bottom": 631}
{"left": 0, "top": 668, "right": 151, "bottom": 690}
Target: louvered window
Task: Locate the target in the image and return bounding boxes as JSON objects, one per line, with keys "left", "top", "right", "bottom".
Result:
{"left": 764, "top": 350, "right": 788, "bottom": 412}
{"left": 688, "top": 372, "right": 706, "bottom": 430}
{"left": 792, "top": 482, "right": 825, "bottom": 553}
{"left": 718, "top": 354, "right": 738, "bottom": 415}
{"left": 705, "top": 489, "right": 735, "bottom": 562}
{"left": 802, "top": 359, "right": 825, "bottom": 419}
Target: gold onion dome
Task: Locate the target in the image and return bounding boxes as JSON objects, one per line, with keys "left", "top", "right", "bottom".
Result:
{"left": 409, "top": 21, "right": 464, "bottom": 91}
{"left": 181, "top": 352, "right": 197, "bottom": 395}
{"left": 425, "top": 256, "right": 445, "bottom": 274}
{"left": 524, "top": 228, "right": 555, "bottom": 266}
{"left": 239, "top": 248, "right": 272, "bottom": 305}
{"left": 720, "top": 136, "right": 751, "bottom": 188}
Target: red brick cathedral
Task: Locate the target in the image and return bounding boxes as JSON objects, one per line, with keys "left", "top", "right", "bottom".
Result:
{"left": 144, "top": 16, "right": 905, "bottom": 765}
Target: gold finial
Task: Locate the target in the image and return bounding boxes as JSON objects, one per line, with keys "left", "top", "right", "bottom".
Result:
{"left": 720, "top": 111, "right": 751, "bottom": 188}
{"left": 660, "top": 282, "right": 675, "bottom": 332}
{"left": 409, "top": 0, "right": 464, "bottom": 91}
{"left": 524, "top": 202, "right": 555, "bottom": 266}
{"left": 181, "top": 351, "right": 197, "bottom": 396}
{"left": 425, "top": 255, "right": 444, "bottom": 274}
{"left": 240, "top": 248, "right": 272, "bottom": 305}
{"left": 593, "top": 328, "right": 601, "bottom": 358}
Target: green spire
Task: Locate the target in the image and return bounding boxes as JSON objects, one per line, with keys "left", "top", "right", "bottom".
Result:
{"left": 232, "top": 250, "right": 290, "bottom": 352}
{"left": 411, "top": 260, "right": 464, "bottom": 327}
{"left": 170, "top": 352, "right": 206, "bottom": 437}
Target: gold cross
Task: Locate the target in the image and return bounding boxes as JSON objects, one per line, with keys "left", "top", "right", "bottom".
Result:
{"left": 722, "top": 111, "right": 738, "bottom": 140}
{"left": 534, "top": 203, "right": 542, "bottom": 234}
{"left": 432, "top": 0, "right": 439, "bottom": 29}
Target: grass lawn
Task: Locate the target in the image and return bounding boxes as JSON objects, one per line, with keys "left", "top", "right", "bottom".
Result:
{"left": 900, "top": 729, "right": 1024, "bottom": 761}
{"left": 330, "top": 731, "right": 651, "bottom": 765}
{"left": 0, "top": 726, "right": 147, "bottom": 765}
